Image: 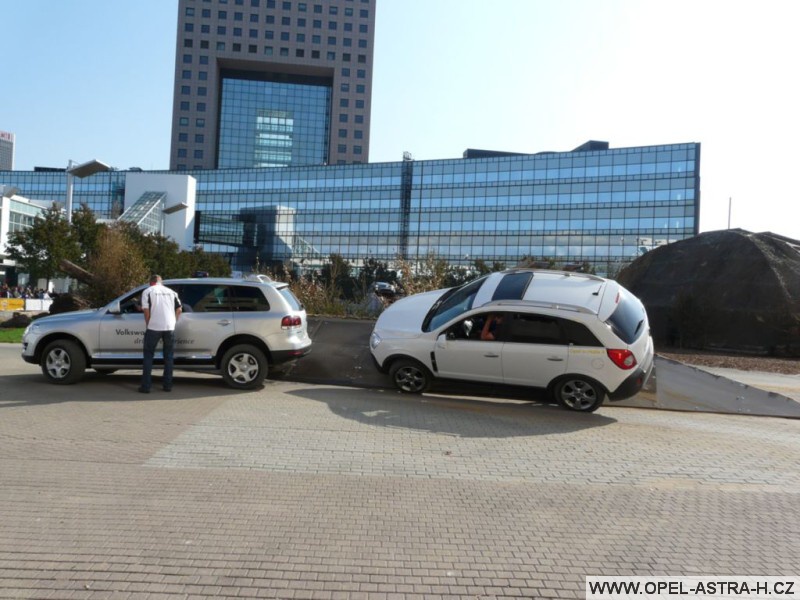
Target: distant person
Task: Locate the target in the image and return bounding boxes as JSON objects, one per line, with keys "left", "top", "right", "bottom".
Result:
{"left": 139, "top": 275, "right": 182, "bottom": 393}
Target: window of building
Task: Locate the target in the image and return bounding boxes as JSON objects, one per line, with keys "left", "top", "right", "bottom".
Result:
{"left": 180, "top": 101, "right": 190, "bottom": 110}
{"left": 248, "top": 44, "right": 257, "bottom": 53}
{"left": 199, "top": 55, "right": 209, "bottom": 64}
{"left": 182, "top": 70, "right": 191, "bottom": 79}
{"left": 341, "top": 83, "right": 350, "bottom": 92}
{"left": 358, "top": 39, "right": 367, "bottom": 48}
{"left": 297, "top": 17, "right": 306, "bottom": 26}
{"left": 359, "top": 24, "right": 368, "bottom": 33}
{"left": 328, "top": 36, "right": 336, "bottom": 45}
{"left": 281, "top": 32, "right": 290, "bottom": 41}
{"left": 328, "top": 21, "right": 337, "bottom": 30}
{"left": 185, "top": 7, "right": 195, "bottom": 16}
{"left": 198, "top": 86, "right": 207, "bottom": 96}
{"left": 359, "top": 9, "right": 368, "bottom": 17}
{"left": 233, "top": 27, "right": 242, "bottom": 36}
{"left": 342, "top": 53, "right": 351, "bottom": 61}
{"left": 201, "top": 24, "right": 210, "bottom": 33}
{"left": 338, "top": 129, "right": 347, "bottom": 137}
{"left": 357, "top": 68, "right": 365, "bottom": 78}
{"left": 295, "top": 48, "right": 304, "bottom": 57}
{"left": 327, "top": 51, "right": 336, "bottom": 59}
{"left": 194, "top": 150, "right": 203, "bottom": 159}
{"left": 264, "top": 45, "right": 274, "bottom": 55}
{"left": 200, "top": 40, "right": 209, "bottom": 48}
{"left": 182, "top": 54, "right": 192, "bottom": 63}
{"left": 218, "top": 10, "right": 227, "bottom": 18}
{"left": 251, "top": 0, "right": 260, "bottom": 6}
{"left": 342, "top": 67, "right": 350, "bottom": 76}
{"left": 355, "top": 99, "right": 364, "bottom": 108}
{"left": 201, "top": 9, "right": 210, "bottom": 17}
{"left": 266, "top": 0, "right": 274, "bottom": 6}
{"left": 312, "top": 34, "right": 320, "bottom": 43}
{"left": 280, "top": 47, "right": 289, "bottom": 56}
{"left": 184, "top": 23, "right": 194, "bottom": 32}
{"left": 314, "top": 4, "right": 322, "bottom": 13}
{"left": 178, "top": 149, "right": 187, "bottom": 158}
{"left": 217, "top": 41, "right": 226, "bottom": 50}
{"left": 265, "top": 30, "right": 274, "bottom": 39}
{"left": 344, "top": 22, "right": 352, "bottom": 32}
{"left": 179, "top": 133, "right": 188, "bottom": 142}
{"left": 353, "top": 146, "right": 362, "bottom": 154}
{"left": 311, "top": 50, "right": 320, "bottom": 58}
{"left": 343, "top": 38, "right": 352, "bottom": 46}
{"left": 196, "top": 118, "right": 205, "bottom": 126}
{"left": 340, "top": 98, "right": 349, "bottom": 107}
{"left": 357, "top": 54, "right": 366, "bottom": 63}
{"left": 217, "top": 26, "right": 226, "bottom": 35}
{"left": 298, "top": 2, "right": 307, "bottom": 11}
{"left": 197, "top": 102, "right": 206, "bottom": 111}
{"left": 234, "top": 12, "right": 243, "bottom": 20}
{"left": 249, "top": 28, "right": 257, "bottom": 37}
{"left": 356, "top": 84, "right": 365, "bottom": 93}
{"left": 354, "top": 130, "right": 363, "bottom": 139}
{"left": 249, "top": 13, "right": 258, "bottom": 22}
{"left": 282, "top": 16, "right": 290, "bottom": 25}
{"left": 345, "top": 7, "right": 353, "bottom": 16}
{"left": 296, "top": 33, "right": 305, "bottom": 42}
{"left": 233, "top": 43, "right": 242, "bottom": 51}
{"left": 354, "top": 114, "right": 363, "bottom": 123}
{"left": 339, "top": 113, "right": 348, "bottom": 122}
{"left": 282, "top": 0, "right": 291, "bottom": 8}
{"left": 329, "top": 5, "right": 338, "bottom": 14}
{"left": 266, "top": 14, "right": 274, "bottom": 23}
{"left": 179, "top": 117, "right": 189, "bottom": 126}
{"left": 337, "top": 144, "right": 347, "bottom": 153}
{"left": 195, "top": 134, "right": 205, "bottom": 143}
{"left": 313, "top": 19, "right": 321, "bottom": 28}
{"left": 199, "top": 71, "right": 208, "bottom": 80}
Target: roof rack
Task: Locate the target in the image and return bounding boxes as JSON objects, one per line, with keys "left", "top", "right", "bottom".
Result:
{"left": 483, "top": 299, "right": 597, "bottom": 315}
{"left": 243, "top": 274, "right": 273, "bottom": 283}
{"left": 500, "top": 268, "right": 606, "bottom": 282}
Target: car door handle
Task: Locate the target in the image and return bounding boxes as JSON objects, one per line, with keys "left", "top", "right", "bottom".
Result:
{"left": 547, "top": 356, "right": 564, "bottom": 361}
{"left": 483, "top": 353, "right": 500, "bottom": 358}
{"left": 217, "top": 319, "right": 232, "bottom": 326}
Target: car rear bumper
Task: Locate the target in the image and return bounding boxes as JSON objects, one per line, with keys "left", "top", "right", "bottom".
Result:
{"left": 608, "top": 358, "right": 655, "bottom": 401}
{"left": 272, "top": 345, "right": 312, "bottom": 364}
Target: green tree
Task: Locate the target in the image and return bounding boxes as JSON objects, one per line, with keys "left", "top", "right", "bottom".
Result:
{"left": 5, "top": 203, "right": 81, "bottom": 287}
{"left": 83, "top": 227, "right": 149, "bottom": 306}
{"left": 71, "top": 204, "right": 106, "bottom": 267}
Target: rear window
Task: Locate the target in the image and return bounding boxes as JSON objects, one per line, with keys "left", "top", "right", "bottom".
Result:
{"left": 230, "top": 286, "right": 270, "bottom": 311}
{"left": 605, "top": 289, "right": 646, "bottom": 344}
{"left": 278, "top": 286, "right": 303, "bottom": 311}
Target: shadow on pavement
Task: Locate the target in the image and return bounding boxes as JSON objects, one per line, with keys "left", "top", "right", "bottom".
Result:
{"left": 286, "top": 386, "right": 617, "bottom": 438}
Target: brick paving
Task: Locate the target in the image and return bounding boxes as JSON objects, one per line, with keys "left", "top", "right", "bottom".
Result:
{"left": 1, "top": 358, "right": 799, "bottom": 599}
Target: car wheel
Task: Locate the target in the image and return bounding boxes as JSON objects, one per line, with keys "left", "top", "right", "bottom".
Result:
{"left": 389, "top": 358, "right": 431, "bottom": 394}
{"left": 221, "top": 344, "right": 268, "bottom": 389}
{"left": 41, "top": 340, "right": 86, "bottom": 385}
{"left": 553, "top": 376, "right": 605, "bottom": 412}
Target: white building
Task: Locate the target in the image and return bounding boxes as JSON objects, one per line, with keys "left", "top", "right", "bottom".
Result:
{"left": 0, "top": 185, "right": 48, "bottom": 283}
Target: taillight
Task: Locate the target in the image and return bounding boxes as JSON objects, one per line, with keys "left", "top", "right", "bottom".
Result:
{"left": 281, "top": 315, "right": 302, "bottom": 328}
{"left": 607, "top": 348, "right": 637, "bottom": 370}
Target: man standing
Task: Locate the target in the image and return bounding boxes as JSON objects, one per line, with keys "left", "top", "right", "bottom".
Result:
{"left": 139, "top": 274, "right": 182, "bottom": 393}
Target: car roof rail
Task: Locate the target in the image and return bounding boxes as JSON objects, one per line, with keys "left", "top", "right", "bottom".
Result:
{"left": 243, "top": 274, "right": 274, "bottom": 283}
{"left": 500, "top": 268, "right": 606, "bottom": 282}
{"left": 483, "top": 299, "right": 597, "bottom": 315}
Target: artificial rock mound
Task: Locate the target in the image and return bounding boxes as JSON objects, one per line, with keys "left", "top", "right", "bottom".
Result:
{"left": 617, "top": 229, "right": 800, "bottom": 356}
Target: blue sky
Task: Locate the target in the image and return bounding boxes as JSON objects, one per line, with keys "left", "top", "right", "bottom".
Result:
{"left": 3, "top": 0, "right": 799, "bottom": 239}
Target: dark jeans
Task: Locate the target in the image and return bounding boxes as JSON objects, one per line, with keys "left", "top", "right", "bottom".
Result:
{"left": 141, "top": 329, "right": 176, "bottom": 390}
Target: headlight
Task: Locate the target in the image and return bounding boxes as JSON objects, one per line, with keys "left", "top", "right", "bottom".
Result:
{"left": 370, "top": 332, "right": 382, "bottom": 350}
{"left": 24, "top": 323, "right": 40, "bottom": 336}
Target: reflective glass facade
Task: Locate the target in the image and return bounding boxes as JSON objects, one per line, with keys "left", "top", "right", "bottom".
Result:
{"left": 0, "top": 142, "right": 700, "bottom": 275}
{"left": 218, "top": 76, "right": 331, "bottom": 168}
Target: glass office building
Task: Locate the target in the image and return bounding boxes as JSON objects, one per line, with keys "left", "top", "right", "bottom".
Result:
{"left": 0, "top": 141, "right": 700, "bottom": 275}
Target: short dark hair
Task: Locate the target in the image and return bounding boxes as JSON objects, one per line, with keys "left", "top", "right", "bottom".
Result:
{"left": 149, "top": 274, "right": 162, "bottom": 284}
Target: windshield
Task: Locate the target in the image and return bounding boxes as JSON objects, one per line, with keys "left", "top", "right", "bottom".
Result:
{"left": 605, "top": 288, "right": 646, "bottom": 344}
{"left": 423, "top": 276, "right": 487, "bottom": 332}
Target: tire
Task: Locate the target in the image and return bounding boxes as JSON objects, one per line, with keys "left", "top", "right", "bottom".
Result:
{"left": 41, "top": 340, "right": 86, "bottom": 385}
{"left": 389, "top": 358, "right": 432, "bottom": 394}
{"left": 221, "top": 344, "right": 268, "bottom": 389}
{"left": 552, "top": 376, "right": 605, "bottom": 412}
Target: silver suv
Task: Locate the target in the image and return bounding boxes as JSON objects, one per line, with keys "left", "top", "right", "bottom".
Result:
{"left": 370, "top": 269, "right": 654, "bottom": 412}
{"left": 22, "top": 275, "right": 312, "bottom": 389}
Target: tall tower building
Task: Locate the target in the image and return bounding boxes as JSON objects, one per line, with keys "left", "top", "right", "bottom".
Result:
{"left": 170, "top": 0, "right": 376, "bottom": 171}
{"left": 0, "top": 131, "right": 15, "bottom": 170}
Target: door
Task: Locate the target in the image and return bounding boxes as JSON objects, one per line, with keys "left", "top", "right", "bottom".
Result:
{"left": 168, "top": 283, "right": 234, "bottom": 362}
{"left": 432, "top": 313, "right": 505, "bottom": 383}
{"left": 501, "top": 313, "right": 568, "bottom": 388}
{"left": 96, "top": 288, "right": 148, "bottom": 361}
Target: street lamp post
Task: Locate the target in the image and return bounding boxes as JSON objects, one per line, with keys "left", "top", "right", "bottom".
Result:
{"left": 65, "top": 159, "right": 111, "bottom": 224}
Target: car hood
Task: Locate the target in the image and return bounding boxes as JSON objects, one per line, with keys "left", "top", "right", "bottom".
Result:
{"left": 29, "top": 309, "right": 99, "bottom": 327}
{"left": 373, "top": 289, "right": 447, "bottom": 336}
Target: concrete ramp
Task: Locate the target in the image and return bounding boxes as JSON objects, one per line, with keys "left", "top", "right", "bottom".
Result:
{"left": 286, "top": 318, "right": 800, "bottom": 418}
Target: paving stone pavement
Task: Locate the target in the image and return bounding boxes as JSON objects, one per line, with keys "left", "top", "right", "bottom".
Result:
{"left": 1, "top": 355, "right": 799, "bottom": 599}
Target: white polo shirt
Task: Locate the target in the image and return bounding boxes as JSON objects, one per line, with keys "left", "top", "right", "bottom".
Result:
{"left": 141, "top": 283, "right": 181, "bottom": 331}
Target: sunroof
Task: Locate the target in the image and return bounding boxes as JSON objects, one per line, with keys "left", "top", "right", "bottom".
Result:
{"left": 492, "top": 272, "right": 533, "bottom": 300}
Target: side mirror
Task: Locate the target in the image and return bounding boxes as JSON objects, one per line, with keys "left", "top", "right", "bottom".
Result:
{"left": 107, "top": 301, "right": 122, "bottom": 315}
{"left": 436, "top": 333, "right": 448, "bottom": 348}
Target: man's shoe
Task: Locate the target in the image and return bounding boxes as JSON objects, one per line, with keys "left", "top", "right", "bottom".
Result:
{"left": 162, "top": 386, "right": 172, "bottom": 392}
{"left": 138, "top": 387, "right": 150, "bottom": 394}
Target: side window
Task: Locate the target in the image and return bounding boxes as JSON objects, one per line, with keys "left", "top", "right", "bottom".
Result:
{"left": 507, "top": 314, "right": 565, "bottom": 345}
{"left": 176, "top": 284, "right": 232, "bottom": 313}
{"left": 561, "top": 319, "right": 603, "bottom": 346}
{"left": 120, "top": 290, "right": 145, "bottom": 314}
{"left": 230, "top": 286, "right": 270, "bottom": 311}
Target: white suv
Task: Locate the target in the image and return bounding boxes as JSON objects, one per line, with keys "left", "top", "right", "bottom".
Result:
{"left": 370, "top": 269, "right": 654, "bottom": 412}
{"left": 22, "top": 276, "right": 311, "bottom": 389}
